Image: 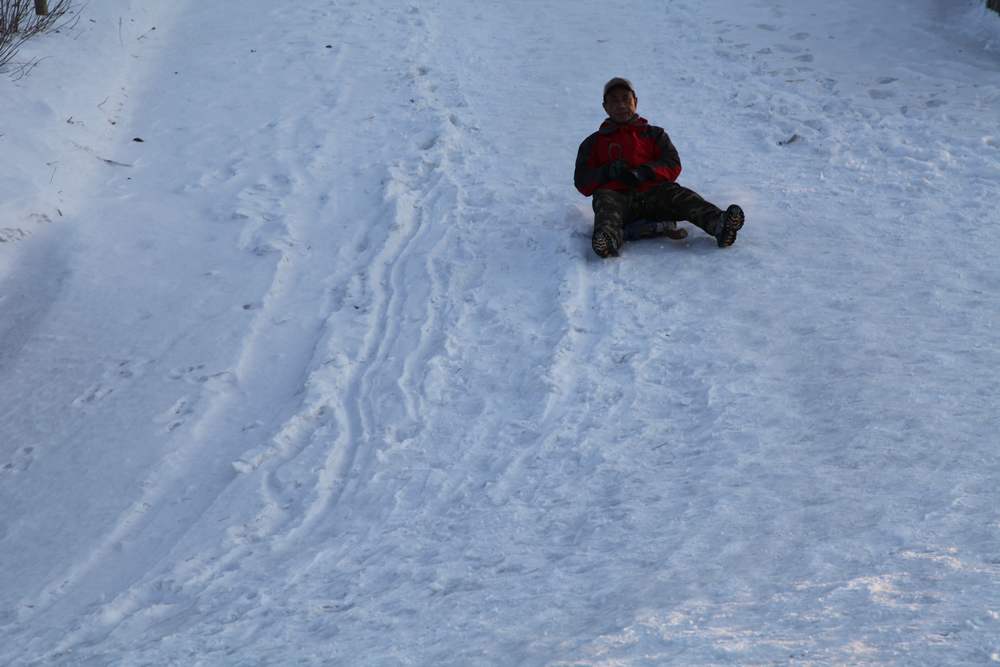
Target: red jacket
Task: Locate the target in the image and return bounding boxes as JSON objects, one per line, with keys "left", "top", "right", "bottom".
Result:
{"left": 574, "top": 115, "right": 682, "bottom": 196}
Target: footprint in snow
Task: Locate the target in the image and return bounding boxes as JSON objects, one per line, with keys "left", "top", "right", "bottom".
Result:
{"left": 155, "top": 396, "right": 196, "bottom": 434}
{"left": 167, "top": 364, "right": 210, "bottom": 384}
{"left": 776, "top": 43, "right": 803, "bottom": 54}
{"left": 72, "top": 359, "right": 148, "bottom": 409}
{"left": 419, "top": 133, "right": 439, "bottom": 151}
{"left": 0, "top": 228, "right": 29, "bottom": 243}
{"left": 1, "top": 447, "right": 35, "bottom": 475}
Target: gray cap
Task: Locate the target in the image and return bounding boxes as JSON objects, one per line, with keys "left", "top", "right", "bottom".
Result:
{"left": 603, "top": 77, "right": 636, "bottom": 99}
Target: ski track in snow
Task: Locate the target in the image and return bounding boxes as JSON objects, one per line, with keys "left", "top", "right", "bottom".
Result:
{"left": 1, "top": 0, "right": 999, "bottom": 665}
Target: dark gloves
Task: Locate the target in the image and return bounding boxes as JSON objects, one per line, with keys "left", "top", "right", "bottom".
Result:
{"left": 604, "top": 161, "right": 655, "bottom": 187}
{"left": 634, "top": 165, "right": 655, "bottom": 182}
{"left": 604, "top": 159, "right": 630, "bottom": 182}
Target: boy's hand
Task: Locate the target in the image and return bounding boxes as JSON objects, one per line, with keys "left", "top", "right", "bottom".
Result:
{"left": 606, "top": 160, "right": 642, "bottom": 185}
{"left": 635, "top": 165, "right": 655, "bottom": 182}
{"left": 604, "top": 159, "right": 630, "bottom": 182}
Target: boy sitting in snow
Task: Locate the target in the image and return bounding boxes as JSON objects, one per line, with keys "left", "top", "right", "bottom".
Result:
{"left": 574, "top": 77, "right": 745, "bottom": 258}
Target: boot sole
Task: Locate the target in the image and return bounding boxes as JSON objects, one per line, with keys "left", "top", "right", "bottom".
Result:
{"left": 592, "top": 230, "right": 618, "bottom": 258}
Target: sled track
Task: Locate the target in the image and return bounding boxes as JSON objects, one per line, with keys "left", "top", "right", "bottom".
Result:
{"left": 10, "top": 2, "right": 462, "bottom": 658}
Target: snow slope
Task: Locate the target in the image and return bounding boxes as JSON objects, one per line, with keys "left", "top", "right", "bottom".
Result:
{"left": 1, "top": 0, "right": 999, "bottom": 664}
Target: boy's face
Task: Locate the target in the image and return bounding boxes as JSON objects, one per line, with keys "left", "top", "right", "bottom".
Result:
{"left": 603, "top": 87, "right": 637, "bottom": 124}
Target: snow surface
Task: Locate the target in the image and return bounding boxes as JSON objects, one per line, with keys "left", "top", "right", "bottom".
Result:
{"left": 1, "top": 0, "right": 999, "bottom": 664}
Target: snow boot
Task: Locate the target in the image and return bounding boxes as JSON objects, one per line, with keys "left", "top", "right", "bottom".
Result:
{"left": 592, "top": 227, "right": 621, "bottom": 258}
{"left": 714, "top": 205, "right": 745, "bottom": 248}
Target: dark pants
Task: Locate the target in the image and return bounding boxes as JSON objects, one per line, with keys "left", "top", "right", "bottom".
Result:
{"left": 592, "top": 182, "right": 723, "bottom": 248}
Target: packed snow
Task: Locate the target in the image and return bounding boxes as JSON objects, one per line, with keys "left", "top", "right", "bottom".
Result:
{"left": 1, "top": 0, "right": 999, "bottom": 664}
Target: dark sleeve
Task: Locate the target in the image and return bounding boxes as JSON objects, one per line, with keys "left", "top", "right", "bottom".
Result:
{"left": 641, "top": 126, "right": 682, "bottom": 183}
{"left": 574, "top": 133, "right": 605, "bottom": 197}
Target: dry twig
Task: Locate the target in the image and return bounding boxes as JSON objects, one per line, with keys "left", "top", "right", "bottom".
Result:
{"left": 0, "top": 0, "right": 76, "bottom": 76}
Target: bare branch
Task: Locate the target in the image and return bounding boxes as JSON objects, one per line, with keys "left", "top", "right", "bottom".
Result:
{"left": 1, "top": 0, "right": 76, "bottom": 77}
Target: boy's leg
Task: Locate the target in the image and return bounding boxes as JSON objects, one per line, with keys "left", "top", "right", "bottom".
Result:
{"left": 639, "top": 182, "right": 744, "bottom": 246}
{"left": 641, "top": 183, "right": 746, "bottom": 248}
{"left": 591, "top": 190, "right": 630, "bottom": 257}
{"left": 638, "top": 182, "right": 723, "bottom": 235}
